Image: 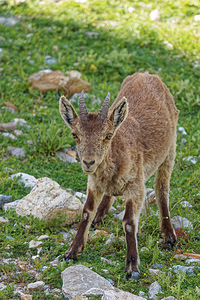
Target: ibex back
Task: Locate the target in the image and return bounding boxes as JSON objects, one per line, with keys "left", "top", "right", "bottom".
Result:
{"left": 59, "top": 72, "right": 179, "bottom": 279}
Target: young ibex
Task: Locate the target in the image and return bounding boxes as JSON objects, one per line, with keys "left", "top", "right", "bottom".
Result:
{"left": 59, "top": 72, "right": 179, "bottom": 279}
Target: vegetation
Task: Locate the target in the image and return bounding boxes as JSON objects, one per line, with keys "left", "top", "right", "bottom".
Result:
{"left": 0, "top": 0, "right": 199, "bottom": 299}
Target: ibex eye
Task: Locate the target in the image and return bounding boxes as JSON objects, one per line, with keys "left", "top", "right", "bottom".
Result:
{"left": 72, "top": 133, "right": 78, "bottom": 140}
{"left": 105, "top": 133, "right": 113, "bottom": 140}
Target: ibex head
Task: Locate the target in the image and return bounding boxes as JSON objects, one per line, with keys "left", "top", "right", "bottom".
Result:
{"left": 59, "top": 91, "right": 128, "bottom": 174}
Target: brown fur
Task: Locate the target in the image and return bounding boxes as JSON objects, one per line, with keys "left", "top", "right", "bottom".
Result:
{"left": 59, "top": 72, "right": 179, "bottom": 276}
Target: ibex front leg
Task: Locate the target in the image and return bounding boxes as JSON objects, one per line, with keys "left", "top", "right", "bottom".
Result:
{"left": 64, "top": 188, "right": 103, "bottom": 262}
{"left": 123, "top": 183, "right": 145, "bottom": 279}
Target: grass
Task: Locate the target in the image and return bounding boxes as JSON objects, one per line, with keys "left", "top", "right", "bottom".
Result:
{"left": 0, "top": 0, "right": 200, "bottom": 299}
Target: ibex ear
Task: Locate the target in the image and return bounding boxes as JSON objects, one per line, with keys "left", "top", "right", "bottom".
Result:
{"left": 59, "top": 96, "right": 78, "bottom": 129}
{"left": 109, "top": 97, "right": 128, "bottom": 130}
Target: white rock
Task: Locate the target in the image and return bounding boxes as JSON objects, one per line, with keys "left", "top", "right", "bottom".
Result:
{"left": 10, "top": 173, "right": 37, "bottom": 189}
{"left": 83, "top": 287, "right": 104, "bottom": 297}
{"left": 194, "top": 15, "right": 200, "bottom": 21}
{"left": 3, "top": 199, "right": 20, "bottom": 211}
{"left": 38, "top": 235, "right": 49, "bottom": 241}
{"left": 149, "top": 281, "right": 162, "bottom": 299}
{"left": 141, "top": 247, "right": 149, "bottom": 252}
{"left": 0, "top": 217, "right": 9, "bottom": 224}
{"left": 101, "top": 257, "right": 116, "bottom": 266}
{"left": 180, "top": 201, "right": 192, "bottom": 208}
{"left": 161, "top": 297, "right": 177, "bottom": 300}
{"left": 185, "top": 258, "right": 200, "bottom": 264}
{"left": 150, "top": 9, "right": 160, "bottom": 21}
{"left": 183, "top": 156, "right": 197, "bottom": 164}
{"left": 115, "top": 209, "right": 125, "bottom": 220}
{"left": 163, "top": 41, "right": 173, "bottom": 49}
{"left": 14, "top": 129, "right": 24, "bottom": 136}
{"left": 27, "top": 281, "right": 45, "bottom": 291}
{"left": 13, "top": 118, "right": 27, "bottom": 126}
{"left": 85, "top": 32, "right": 99, "bottom": 39}
{"left": 105, "top": 233, "right": 115, "bottom": 245}
{"left": 2, "top": 132, "right": 16, "bottom": 139}
{"left": 102, "top": 289, "right": 146, "bottom": 300}
{"left": 29, "top": 240, "right": 43, "bottom": 249}
{"left": 15, "top": 177, "right": 83, "bottom": 225}
{"left": 0, "top": 16, "right": 19, "bottom": 26}
{"left": 61, "top": 265, "right": 114, "bottom": 299}
{"left": 171, "top": 216, "right": 193, "bottom": 229}
{"left": 0, "top": 283, "right": 7, "bottom": 290}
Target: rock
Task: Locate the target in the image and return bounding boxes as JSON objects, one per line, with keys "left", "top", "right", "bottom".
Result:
{"left": 85, "top": 32, "right": 99, "bottom": 39}
{"left": 56, "top": 149, "right": 77, "bottom": 163}
{"left": 180, "top": 201, "right": 192, "bottom": 208}
{"left": 0, "top": 217, "right": 9, "bottom": 224}
{"left": 10, "top": 173, "right": 37, "bottom": 189}
{"left": 100, "top": 257, "right": 117, "bottom": 266}
{"left": 0, "top": 16, "right": 19, "bottom": 26}
{"left": 3, "top": 199, "right": 20, "bottom": 211}
{"left": 172, "top": 265, "right": 200, "bottom": 274}
{"left": 185, "top": 258, "right": 200, "bottom": 264}
{"left": 174, "top": 254, "right": 187, "bottom": 260}
{"left": 66, "top": 70, "right": 82, "bottom": 79}
{"left": 151, "top": 264, "right": 163, "bottom": 270}
{"left": 72, "top": 297, "right": 88, "bottom": 300}
{"left": 15, "top": 177, "right": 83, "bottom": 225}
{"left": 102, "top": 289, "right": 146, "bottom": 300}
{"left": 138, "top": 291, "right": 146, "bottom": 298}
{"left": 38, "top": 235, "right": 49, "bottom": 241}
{"left": 45, "top": 56, "right": 57, "bottom": 65}
{"left": 150, "top": 9, "right": 160, "bottom": 21}
{"left": 0, "top": 121, "right": 17, "bottom": 131}
{"left": 21, "top": 295, "right": 33, "bottom": 300}
{"left": 171, "top": 216, "right": 193, "bottom": 229}
{"left": 28, "top": 70, "right": 91, "bottom": 98}
{"left": 149, "top": 281, "right": 162, "bottom": 299}
{"left": 105, "top": 233, "right": 115, "bottom": 245}
{"left": 149, "top": 268, "right": 161, "bottom": 275}
{"left": 2, "top": 132, "right": 16, "bottom": 139}
{"left": 0, "top": 194, "right": 13, "bottom": 208}
{"left": 115, "top": 209, "right": 125, "bottom": 220}
{"left": 29, "top": 240, "right": 43, "bottom": 249}
{"left": 61, "top": 265, "right": 114, "bottom": 299}
{"left": 28, "top": 281, "right": 45, "bottom": 291}
{"left": 14, "top": 129, "right": 24, "bottom": 136}
{"left": 83, "top": 287, "right": 104, "bottom": 297}
{"left": 7, "top": 146, "right": 26, "bottom": 158}
{"left": 0, "top": 283, "right": 7, "bottom": 290}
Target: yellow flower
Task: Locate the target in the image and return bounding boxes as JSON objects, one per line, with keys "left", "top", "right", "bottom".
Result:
{"left": 90, "top": 64, "right": 97, "bottom": 71}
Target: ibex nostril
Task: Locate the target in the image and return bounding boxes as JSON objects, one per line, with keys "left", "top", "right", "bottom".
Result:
{"left": 83, "top": 160, "right": 95, "bottom": 168}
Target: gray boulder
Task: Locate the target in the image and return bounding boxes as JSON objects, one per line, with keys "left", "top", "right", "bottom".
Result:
{"left": 102, "top": 289, "right": 146, "bottom": 299}
{"left": 61, "top": 265, "right": 114, "bottom": 299}
{"left": 9, "top": 173, "right": 37, "bottom": 189}
{"left": 15, "top": 177, "right": 83, "bottom": 225}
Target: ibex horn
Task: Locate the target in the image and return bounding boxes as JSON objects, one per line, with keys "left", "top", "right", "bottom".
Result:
{"left": 98, "top": 92, "right": 110, "bottom": 119}
{"left": 79, "top": 90, "right": 88, "bottom": 119}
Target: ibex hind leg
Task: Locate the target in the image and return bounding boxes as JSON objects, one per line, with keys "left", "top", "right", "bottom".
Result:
{"left": 92, "top": 194, "right": 114, "bottom": 227}
{"left": 155, "top": 145, "right": 177, "bottom": 250}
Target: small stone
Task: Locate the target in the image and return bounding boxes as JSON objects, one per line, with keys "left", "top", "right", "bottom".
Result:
{"left": 0, "top": 283, "right": 7, "bottom": 290}
{"left": 174, "top": 254, "right": 187, "bottom": 260}
{"left": 72, "top": 297, "right": 88, "bottom": 300}
{"left": 151, "top": 264, "right": 163, "bottom": 270}
{"left": 50, "top": 257, "right": 60, "bottom": 267}
{"left": 38, "top": 235, "right": 49, "bottom": 241}
{"left": 163, "top": 41, "right": 173, "bottom": 49}
{"left": 45, "top": 56, "right": 57, "bottom": 65}
{"left": 29, "top": 240, "right": 43, "bottom": 249}
{"left": 85, "top": 32, "right": 99, "bottom": 39}
{"left": 115, "top": 209, "right": 125, "bottom": 220}
{"left": 171, "top": 216, "right": 193, "bottom": 229}
{"left": 150, "top": 9, "right": 160, "bottom": 21}
{"left": 185, "top": 258, "right": 200, "bottom": 264}
{"left": 7, "top": 146, "right": 26, "bottom": 158}
{"left": 6, "top": 236, "right": 14, "bottom": 240}
{"left": 28, "top": 281, "right": 45, "bottom": 291}
{"left": 2, "top": 132, "right": 16, "bottom": 139}
{"left": 56, "top": 149, "right": 77, "bottom": 163}
{"left": 102, "top": 289, "right": 146, "bottom": 300}
{"left": 0, "top": 121, "right": 17, "bottom": 131}
{"left": 0, "top": 217, "right": 9, "bottom": 224}
{"left": 105, "top": 233, "right": 115, "bottom": 245}
{"left": 139, "top": 291, "right": 146, "bottom": 298}
{"left": 74, "top": 192, "right": 87, "bottom": 204}
{"left": 0, "top": 16, "right": 19, "bottom": 26}
{"left": 9, "top": 173, "right": 37, "bottom": 189}
{"left": 149, "top": 281, "right": 162, "bottom": 299}
{"left": 149, "top": 268, "right": 161, "bottom": 275}
{"left": 172, "top": 265, "right": 200, "bottom": 274}
{"left": 14, "top": 129, "right": 24, "bottom": 136}
{"left": 0, "top": 194, "right": 13, "bottom": 208}
{"left": 101, "top": 257, "right": 116, "bottom": 265}
{"left": 183, "top": 156, "right": 197, "bottom": 164}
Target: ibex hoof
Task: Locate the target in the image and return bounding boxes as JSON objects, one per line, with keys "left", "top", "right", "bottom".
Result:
{"left": 126, "top": 271, "right": 140, "bottom": 280}
{"left": 163, "top": 235, "right": 177, "bottom": 251}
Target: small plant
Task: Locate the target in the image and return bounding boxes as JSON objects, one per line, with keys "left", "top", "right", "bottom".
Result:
{"left": 28, "top": 121, "right": 73, "bottom": 156}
